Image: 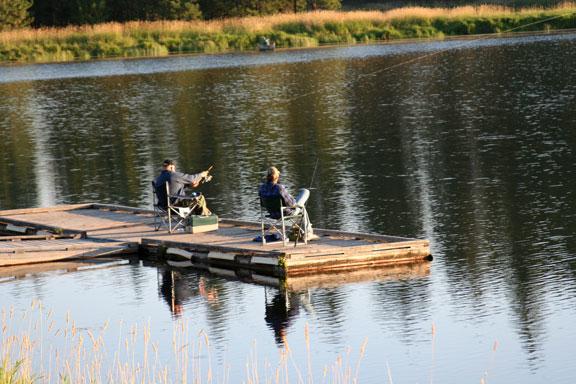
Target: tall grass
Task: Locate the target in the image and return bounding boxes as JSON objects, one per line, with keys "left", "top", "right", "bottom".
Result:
{"left": 0, "top": 360, "right": 31, "bottom": 384}
{"left": 1, "top": 3, "right": 575, "bottom": 63}
{"left": 0, "top": 301, "right": 367, "bottom": 383}
{"left": 347, "top": 0, "right": 570, "bottom": 11}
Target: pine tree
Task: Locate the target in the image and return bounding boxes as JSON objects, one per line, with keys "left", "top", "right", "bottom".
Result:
{"left": 307, "top": 0, "right": 341, "bottom": 10}
{"left": 31, "top": 0, "right": 70, "bottom": 27}
{"left": 0, "top": 0, "right": 32, "bottom": 31}
{"left": 155, "top": 0, "right": 202, "bottom": 20}
{"left": 197, "top": 0, "right": 316, "bottom": 18}
{"left": 74, "top": 0, "right": 108, "bottom": 25}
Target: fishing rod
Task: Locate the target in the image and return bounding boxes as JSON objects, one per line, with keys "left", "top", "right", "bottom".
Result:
{"left": 309, "top": 158, "right": 319, "bottom": 190}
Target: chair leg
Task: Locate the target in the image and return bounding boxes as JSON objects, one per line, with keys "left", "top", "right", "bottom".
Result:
{"left": 152, "top": 204, "right": 169, "bottom": 232}
{"left": 303, "top": 209, "right": 308, "bottom": 245}
{"left": 281, "top": 212, "right": 287, "bottom": 246}
{"left": 294, "top": 220, "right": 304, "bottom": 248}
{"left": 167, "top": 208, "right": 189, "bottom": 233}
{"left": 260, "top": 207, "right": 266, "bottom": 245}
{"left": 261, "top": 227, "right": 267, "bottom": 245}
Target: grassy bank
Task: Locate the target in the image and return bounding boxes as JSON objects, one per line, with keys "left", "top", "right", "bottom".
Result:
{"left": 1, "top": 4, "right": 576, "bottom": 63}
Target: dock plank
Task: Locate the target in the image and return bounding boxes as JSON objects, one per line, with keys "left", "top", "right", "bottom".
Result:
{"left": 0, "top": 204, "right": 431, "bottom": 272}
{"left": 0, "top": 259, "right": 129, "bottom": 280}
{"left": 0, "top": 247, "right": 129, "bottom": 266}
{"left": 0, "top": 238, "right": 133, "bottom": 254}
{"left": 0, "top": 209, "right": 153, "bottom": 233}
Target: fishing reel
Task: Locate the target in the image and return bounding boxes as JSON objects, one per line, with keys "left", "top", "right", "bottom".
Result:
{"left": 200, "top": 165, "right": 214, "bottom": 184}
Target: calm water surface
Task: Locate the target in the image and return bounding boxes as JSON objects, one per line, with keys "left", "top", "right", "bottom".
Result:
{"left": 1, "top": 33, "right": 576, "bottom": 383}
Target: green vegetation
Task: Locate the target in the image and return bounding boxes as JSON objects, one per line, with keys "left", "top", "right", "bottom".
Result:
{"left": 0, "top": 5, "right": 575, "bottom": 63}
{"left": 0, "top": 0, "right": 32, "bottom": 31}
{"left": 0, "top": 360, "right": 32, "bottom": 384}
{"left": 346, "top": 0, "right": 570, "bottom": 11}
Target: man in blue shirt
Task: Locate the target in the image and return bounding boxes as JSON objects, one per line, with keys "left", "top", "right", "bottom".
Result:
{"left": 259, "top": 166, "right": 313, "bottom": 238}
{"left": 154, "top": 159, "right": 211, "bottom": 215}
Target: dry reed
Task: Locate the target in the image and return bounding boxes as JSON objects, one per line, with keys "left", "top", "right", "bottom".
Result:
{"left": 0, "top": 302, "right": 368, "bottom": 384}
{"left": 1, "top": 3, "right": 575, "bottom": 45}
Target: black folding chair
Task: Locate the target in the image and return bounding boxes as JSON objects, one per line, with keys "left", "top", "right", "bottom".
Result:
{"left": 259, "top": 196, "right": 309, "bottom": 247}
{"left": 152, "top": 181, "right": 200, "bottom": 233}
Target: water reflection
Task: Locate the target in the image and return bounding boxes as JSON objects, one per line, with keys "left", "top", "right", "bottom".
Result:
{"left": 264, "top": 287, "right": 301, "bottom": 345}
{"left": 158, "top": 268, "right": 219, "bottom": 318}
{"left": 2, "top": 33, "right": 576, "bottom": 382}
{"left": 151, "top": 260, "right": 432, "bottom": 349}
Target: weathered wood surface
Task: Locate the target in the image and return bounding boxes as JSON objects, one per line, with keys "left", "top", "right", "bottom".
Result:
{"left": 0, "top": 258, "right": 129, "bottom": 280}
{"left": 0, "top": 204, "right": 431, "bottom": 272}
{"left": 0, "top": 238, "right": 131, "bottom": 253}
{"left": 0, "top": 247, "right": 133, "bottom": 266}
{"left": 0, "top": 204, "right": 94, "bottom": 217}
{"left": 0, "top": 205, "right": 143, "bottom": 266}
{"left": 0, "top": 208, "right": 153, "bottom": 232}
{"left": 0, "top": 233, "right": 80, "bottom": 241}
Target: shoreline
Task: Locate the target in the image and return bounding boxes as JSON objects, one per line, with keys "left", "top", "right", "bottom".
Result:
{"left": 1, "top": 28, "right": 575, "bottom": 71}
{"left": 1, "top": 6, "right": 575, "bottom": 65}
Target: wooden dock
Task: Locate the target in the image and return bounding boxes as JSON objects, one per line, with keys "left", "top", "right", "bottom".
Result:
{"left": 0, "top": 204, "right": 431, "bottom": 276}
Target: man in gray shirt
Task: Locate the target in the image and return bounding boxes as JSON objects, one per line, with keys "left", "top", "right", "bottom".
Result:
{"left": 154, "top": 159, "right": 211, "bottom": 215}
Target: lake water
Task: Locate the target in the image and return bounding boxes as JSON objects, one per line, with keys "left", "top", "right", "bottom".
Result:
{"left": 1, "top": 32, "right": 576, "bottom": 383}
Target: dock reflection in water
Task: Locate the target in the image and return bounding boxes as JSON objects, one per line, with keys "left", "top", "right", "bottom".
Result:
{"left": 156, "top": 260, "right": 430, "bottom": 346}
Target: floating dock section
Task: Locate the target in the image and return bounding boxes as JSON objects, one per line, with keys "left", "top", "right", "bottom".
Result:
{"left": 0, "top": 204, "right": 431, "bottom": 276}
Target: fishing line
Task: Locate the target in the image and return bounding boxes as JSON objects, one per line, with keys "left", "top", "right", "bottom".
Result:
{"left": 278, "top": 9, "right": 576, "bottom": 104}
{"left": 356, "top": 10, "right": 576, "bottom": 80}
{"left": 309, "top": 157, "right": 320, "bottom": 189}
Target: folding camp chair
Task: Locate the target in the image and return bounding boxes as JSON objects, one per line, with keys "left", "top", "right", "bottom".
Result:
{"left": 259, "top": 196, "right": 309, "bottom": 247}
{"left": 152, "top": 181, "right": 169, "bottom": 231}
{"left": 152, "top": 181, "right": 201, "bottom": 233}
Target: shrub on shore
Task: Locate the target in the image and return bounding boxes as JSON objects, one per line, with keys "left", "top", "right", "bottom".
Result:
{"left": 0, "top": 4, "right": 575, "bottom": 63}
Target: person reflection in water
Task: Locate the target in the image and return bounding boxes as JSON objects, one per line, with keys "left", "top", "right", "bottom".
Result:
{"left": 265, "top": 288, "right": 300, "bottom": 345}
{"left": 159, "top": 269, "right": 219, "bottom": 318}
{"left": 159, "top": 269, "right": 189, "bottom": 318}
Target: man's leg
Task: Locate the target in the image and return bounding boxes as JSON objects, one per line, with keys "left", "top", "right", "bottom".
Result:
{"left": 293, "top": 188, "right": 313, "bottom": 237}
{"left": 293, "top": 188, "right": 310, "bottom": 211}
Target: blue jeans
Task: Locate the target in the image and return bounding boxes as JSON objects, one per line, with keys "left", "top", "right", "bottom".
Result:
{"left": 293, "top": 188, "right": 313, "bottom": 235}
